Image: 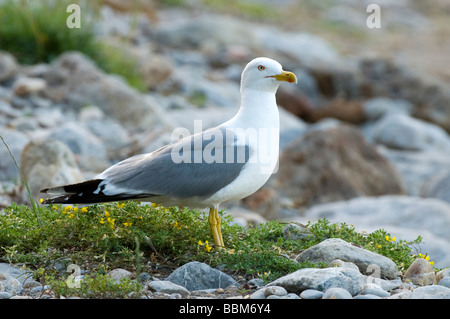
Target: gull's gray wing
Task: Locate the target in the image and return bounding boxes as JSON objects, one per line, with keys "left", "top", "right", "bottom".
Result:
{"left": 41, "top": 127, "right": 252, "bottom": 204}
{"left": 100, "top": 127, "right": 252, "bottom": 198}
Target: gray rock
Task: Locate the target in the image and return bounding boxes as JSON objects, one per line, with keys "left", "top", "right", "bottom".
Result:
{"left": 44, "top": 52, "right": 167, "bottom": 130}
{"left": 322, "top": 287, "right": 352, "bottom": 299}
{"left": 403, "top": 258, "right": 436, "bottom": 286}
{"left": 12, "top": 77, "right": 47, "bottom": 96}
{"left": 378, "top": 147, "right": 450, "bottom": 197}
{"left": 274, "top": 125, "right": 405, "bottom": 211}
{"left": 267, "top": 267, "right": 365, "bottom": 296}
{"left": 389, "top": 285, "right": 450, "bottom": 299}
{"left": 0, "top": 128, "right": 30, "bottom": 181}
{"left": 107, "top": 268, "right": 133, "bottom": 283}
{"left": 353, "top": 294, "right": 382, "bottom": 299}
{"left": 248, "top": 288, "right": 266, "bottom": 299}
{"left": 247, "top": 278, "right": 264, "bottom": 289}
{"left": 436, "top": 268, "right": 450, "bottom": 282}
{"left": 362, "top": 98, "right": 413, "bottom": 122}
{"left": 299, "top": 289, "right": 324, "bottom": 299}
{"left": 360, "top": 283, "right": 390, "bottom": 298}
{"left": 303, "top": 196, "right": 450, "bottom": 268}
{"left": 438, "top": 277, "right": 450, "bottom": 289}
{"left": 328, "top": 259, "right": 360, "bottom": 272}
{"left": 84, "top": 117, "right": 131, "bottom": 162}
{"left": 147, "top": 280, "right": 190, "bottom": 297}
{"left": 422, "top": 169, "right": 450, "bottom": 204}
{"left": 249, "top": 286, "right": 289, "bottom": 300}
{"left": 48, "top": 121, "right": 109, "bottom": 171}
{"left": 372, "top": 114, "right": 450, "bottom": 152}
{"left": 365, "top": 277, "right": 402, "bottom": 292}
{"left": 0, "top": 292, "right": 12, "bottom": 299}
{"left": 258, "top": 28, "right": 340, "bottom": 69}
{"left": 263, "top": 286, "right": 288, "bottom": 297}
{"left": 166, "top": 261, "right": 238, "bottom": 291}
{"left": 0, "top": 263, "right": 33, "bottom": 286}
{"left": 0, "top": 274, "right": 22, "bottom": 296}
{"left": 282, "top": 223, "right": 313, "bottom": 241}
{"left": 20, "top": 139, "right": 84, "bottom": 202}
{"left": 0, "top": 51, "right": 18, "bottom": 82}
{"left": 296, "top": 238, "right": 400, "bottom": 279}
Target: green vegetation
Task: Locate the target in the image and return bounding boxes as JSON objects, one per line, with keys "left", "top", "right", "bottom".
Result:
{"left": 0, "top": 200, "right": 427, "bottom": 297}
{"left": 0, "top": 0, "right": 146, "bottom": 91}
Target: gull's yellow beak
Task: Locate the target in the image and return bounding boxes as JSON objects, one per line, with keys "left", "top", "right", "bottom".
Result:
{"left": 273, "top": 70, "right": 297, "bottom": 84}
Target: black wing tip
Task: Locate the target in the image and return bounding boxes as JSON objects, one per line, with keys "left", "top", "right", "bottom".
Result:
{"left": 39, "top": 179, "right": 152, "bottom": 205}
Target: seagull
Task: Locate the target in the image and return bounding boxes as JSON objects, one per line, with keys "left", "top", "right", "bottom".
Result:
{"left": 41, "top": 57, "right": 297, "bottom": 248}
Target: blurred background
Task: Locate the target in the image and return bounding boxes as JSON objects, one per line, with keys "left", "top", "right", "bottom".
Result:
{"left": 0, "top": 0, "right": 450, "bottom": 266}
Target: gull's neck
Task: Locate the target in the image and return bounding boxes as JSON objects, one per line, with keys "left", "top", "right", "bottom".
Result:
{"left": 228, "top": 88, "right": 279, "bottom": 129}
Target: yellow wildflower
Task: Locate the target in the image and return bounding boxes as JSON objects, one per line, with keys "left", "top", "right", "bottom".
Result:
{"left": 100, "top": 217, "right": 105, "bottom": 224}
{"left": 39, "top": 198, "right": 44, "bottom": 204}
{"left": 107, "top": 217, "right": 115, "bottom": 229}
{"left": 123, "top": 222, "right": 132, "bottom": 227}
{"left": 117, "top": 203, "right": 125, "bottom": 209}
{"left": 173, "top": 221, "right": 182, "bottom": 230}
{"left": 81, "top": 207, "right": 88, "bottom": 213}
{"left": 385, "top": 235, "right": 396, "bottom": 242}
{"left": 198, "top": 240, "right": 211, "bottom": 252}
{"left": 68, "top": 213, "right": 74, "bottom": 219}
{"left": 204, "top": 241, "right": 212, "bottom": 253}
{"left": 104, "top": 210, "right": 110, "bottom": 217}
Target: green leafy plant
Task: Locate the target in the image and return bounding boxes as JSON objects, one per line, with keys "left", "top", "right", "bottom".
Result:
{"left": 0, "top": 0, "right": 146, "bottom": 91}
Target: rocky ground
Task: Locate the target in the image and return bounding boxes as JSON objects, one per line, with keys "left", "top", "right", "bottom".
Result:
{"left": 2, "top": 236, "right": 450, "bottom": 299}
{"left": 1, "top": 0, "right": 450, "bottom": 299}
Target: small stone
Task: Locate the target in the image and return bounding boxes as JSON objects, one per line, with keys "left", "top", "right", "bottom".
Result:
{"left": 268, "top": 267, "right": 365, "bottom": 295}
{"left": 166, "top": 261, "right": 237, "bottom": 291}
{"left": 13, "top": 77, "right": 47, "bottom": 96}
{"left": 389, "top": 285, "right": 450, "bottom": 299}
{"left": 247, "top": 278, "right": 264, "bottom": 289}
{"left": 436, "top": 268, "right": 450, "bottom": 283}
{"left": 360, "top": 283, "right": 390, "bottom": 298}
{"left": 0, "top": 292, "right": 12, "bottom": 299}
{"left": 295, "top": 238, "right": 400, "bottom": 279}
{"left": 329, "top": 259, "right": 360, "bottom": 272}
{"left": 283, "top": 293, "right": 301, "bottom": 299}
{"left": 282, "top": 223, "right": 313, "bottom": 241}
{"left": 0, "top": 273, "right": 22, "bottom": 296}
{"left": 300, "top": 289, "right": 324, "bottom": 299}
{"left": 107, "top": 268, "right": 133, "bottom": 283}
{"left": 0, "top": 52, "right": 18, "bottom": 82}
{"left": 403, "top": 258, "right": 436, "bottom": 286}
{"left": 322, "top": 287, "right": 352, "bottom": 299}
{"left": 264, "top": 286, "right": 288, "bottom": 297}
{"left": 438, "top": 277, "right": 450, "bottom": 289}
{"left": 249, "top": 288, "right": 266, "bottom": 299}
{"left": 353, "top": 294, "right": 382, "bottom": 299}
{"left": 147, "top": 280, "right": 190, "bottom": 297}
{"left": 137, "top": 272, "right": 152, "bottom": 283}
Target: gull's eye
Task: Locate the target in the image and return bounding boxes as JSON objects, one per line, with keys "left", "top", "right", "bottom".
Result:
{"left": 257, "top": 65, "right": 265, "bottom": 71}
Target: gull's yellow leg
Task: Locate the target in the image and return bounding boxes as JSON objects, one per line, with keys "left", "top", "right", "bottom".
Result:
{"left": 208, "top": 207, "right": 224, "bottom": 248}
{"left": 214, "top": 208, "right": 224, "bottom": 247}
